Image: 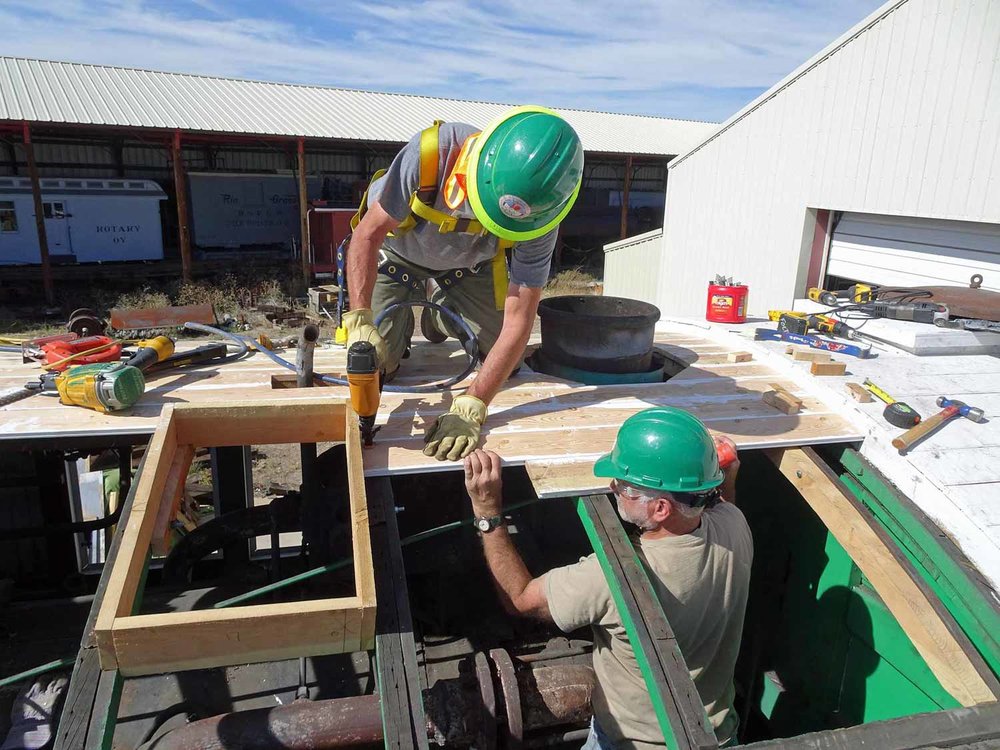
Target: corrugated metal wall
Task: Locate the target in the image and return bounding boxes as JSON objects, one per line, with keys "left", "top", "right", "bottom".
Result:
{"left": 603, "top": 229, "right": 663, "bottom": 304}
{"left": 657, "top": 0, "right": 1000, "bottom": 317}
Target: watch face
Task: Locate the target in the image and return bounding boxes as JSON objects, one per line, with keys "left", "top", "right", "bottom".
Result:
{"left": 476, "top": 517, "right": 492, "bottom": 532}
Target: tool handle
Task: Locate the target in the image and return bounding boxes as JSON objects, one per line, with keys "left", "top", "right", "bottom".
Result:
{"left": 891, "top": 406, "right": 958, "bottom": 451}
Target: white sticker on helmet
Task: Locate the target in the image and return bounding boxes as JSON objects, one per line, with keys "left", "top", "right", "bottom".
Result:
{"left": 498, "top": 194, "right": 531, "bottom": 219}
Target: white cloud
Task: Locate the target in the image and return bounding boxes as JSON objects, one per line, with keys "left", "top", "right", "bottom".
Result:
{"left": 0, "top": 0, "right": 886, "bottom": 120}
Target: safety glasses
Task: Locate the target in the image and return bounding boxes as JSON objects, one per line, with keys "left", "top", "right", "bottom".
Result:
{"left": 610, "top": 478, "right": 668, "bottom": 503}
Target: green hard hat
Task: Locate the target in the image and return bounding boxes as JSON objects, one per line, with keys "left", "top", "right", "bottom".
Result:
{"left": 593, "top": 407, "right": 724, "bottom": 494}
{"left": 467, "top": 105, "right": 584, "bottom": 242}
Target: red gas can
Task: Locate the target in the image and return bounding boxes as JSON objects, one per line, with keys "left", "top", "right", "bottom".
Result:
{"left": 706, "top": 282, "right": 749, "bottom": 324}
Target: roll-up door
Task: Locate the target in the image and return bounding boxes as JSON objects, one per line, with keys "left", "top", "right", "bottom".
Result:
{"left": 826, "top": 213, "right": 1000, "bottom": 292}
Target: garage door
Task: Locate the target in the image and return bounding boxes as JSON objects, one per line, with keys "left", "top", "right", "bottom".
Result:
{"left": 826, "top": 213, "right": 1000, "bottom": 292}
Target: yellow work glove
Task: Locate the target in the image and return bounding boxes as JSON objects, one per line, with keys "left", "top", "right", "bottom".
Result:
{"left": 423, "top": 395, "right": 487, "bottom": 461}
{"left": 341, "top": 308, "right": 388, "bottom": 367}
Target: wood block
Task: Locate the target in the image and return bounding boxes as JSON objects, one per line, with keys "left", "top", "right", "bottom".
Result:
{"left": 727, "top": 351, "right": 753, "bottom": 363}
{"left": 845, "top": 382, "right": 874, "bottom": 402}
{"left": 810, "top": 360, "right": 847, "bottom": 376}
{"left": 763, "top": 389, "right": 802, "bottom": 415}
{"left": 791, "top": 347, "right": 832, "bottom": 363}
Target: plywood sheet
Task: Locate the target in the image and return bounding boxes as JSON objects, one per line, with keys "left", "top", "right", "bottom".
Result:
{"left": 0, "top": 327, "right": 863, "bottom": 488}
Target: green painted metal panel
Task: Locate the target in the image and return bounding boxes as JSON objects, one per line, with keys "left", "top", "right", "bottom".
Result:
{"left": 833, "top": 448, "right": 1000, "bottom": 678}
{"left": 845, "top": 585, "right": 959, "bottom": 712}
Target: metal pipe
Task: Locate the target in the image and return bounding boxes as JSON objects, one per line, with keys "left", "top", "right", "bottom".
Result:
{"left": 153, "top": 661, "right": 596, "bottom": 750}
{"left": 147, "top": 694, "right": 383, "bottom": 750}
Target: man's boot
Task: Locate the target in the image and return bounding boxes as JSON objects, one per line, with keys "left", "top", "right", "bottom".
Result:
{"left": 420, "top": 306, "right": 448, "bottom": 344}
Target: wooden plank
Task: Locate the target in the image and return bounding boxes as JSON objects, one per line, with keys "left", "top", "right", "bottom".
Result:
{"left": 94, "top": 408, "right": 178, "bottom": 668}
{"left": 369, "top": 476, "right": 429, "bottom": 750}
{"left": 526, "top": 460, "right": 609, "bottom": 499}
{"left": 172, "top": 399, "right": 347, "bottom": 446}
{"left": 149, "top": 444, "right": 195, "bottom": 557}
{"left": 346, "top": 402, "right": 377, "bottom": 614}
{"left": 578, "top": 496, "right": 716, "bottom": 750}
{"left": 769, "top": 447, "right": 999, "bottom": 706}
{"left": 726, "top": 351, "right": 753, "bottom": 363}
{"left": 110, "top": 598, "right": 363, "bottom": 676}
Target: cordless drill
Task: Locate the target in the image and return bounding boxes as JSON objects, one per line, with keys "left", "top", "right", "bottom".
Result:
{"left": 346, "top": 341, "right": 383, "bottom": 447}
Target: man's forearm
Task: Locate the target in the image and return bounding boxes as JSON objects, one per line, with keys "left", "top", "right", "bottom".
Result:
{"left": 467, "top": 326, "right": 531, "bottom": 404}
{"left": 480, "top": 527, "right": 534, "bottom": 614}
{"left": 346, "top": 232, "right": 380, "bottom": 310}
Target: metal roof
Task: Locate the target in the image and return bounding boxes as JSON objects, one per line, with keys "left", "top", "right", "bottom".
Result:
{"left": 0, "top": 57, "right": 717, "bottom": 156}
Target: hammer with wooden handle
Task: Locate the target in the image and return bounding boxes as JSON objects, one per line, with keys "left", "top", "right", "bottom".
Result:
{"left": 892, "top": 396, "right": 985, "bottom": 453}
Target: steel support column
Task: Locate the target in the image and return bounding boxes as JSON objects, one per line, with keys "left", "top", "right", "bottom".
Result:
{"left": 298, "top": 137, "right": 311, "bottom": 289}
{"left": 171, "top": 130, "right": 192, "bottom": 282}
{"left": 619, "top": 154, "right": 634, "bottom": 240}
{"left": 22, "top": 121, "right": 54, "bottom": 305}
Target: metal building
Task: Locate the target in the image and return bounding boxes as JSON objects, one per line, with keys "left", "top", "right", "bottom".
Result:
{"left": 0, "top": 57, "right": 717, "bottom": 302}
{"left": 631, "top": 0, "right": 1000, "bottom": 317}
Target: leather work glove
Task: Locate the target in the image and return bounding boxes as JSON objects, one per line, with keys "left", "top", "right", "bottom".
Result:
{"left": 342, "top": 308, "right": 388, "bottom": 367}
{"left": 424, "top": 394, "right": 487, "bottom": 461}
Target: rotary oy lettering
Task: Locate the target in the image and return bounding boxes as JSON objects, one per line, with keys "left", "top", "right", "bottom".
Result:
{"left": 96, "top": 224, "right": 141, "bottom": 244}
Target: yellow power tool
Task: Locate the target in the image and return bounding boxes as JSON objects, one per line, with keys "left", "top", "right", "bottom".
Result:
{"left": 807, "top": 283, "right": 874, "bottom": 306}
{"left": 346, "top": 341, "right": 383, "bottom": 446}
{"left": 40, "top": 336, "right": 175, "bottom": 413}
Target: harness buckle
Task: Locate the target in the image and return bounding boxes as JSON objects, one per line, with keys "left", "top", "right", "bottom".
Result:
{"left": 437, "top": 215, "right": 458, "bottom": 233}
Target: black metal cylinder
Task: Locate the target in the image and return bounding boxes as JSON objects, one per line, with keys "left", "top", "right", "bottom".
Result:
{"left": 537, "top": 296, "right": 661, "bottom": 374}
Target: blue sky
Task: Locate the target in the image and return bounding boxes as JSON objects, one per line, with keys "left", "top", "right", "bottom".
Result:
{"left": 0, "top": 0, "right": 885, "bottom": 122}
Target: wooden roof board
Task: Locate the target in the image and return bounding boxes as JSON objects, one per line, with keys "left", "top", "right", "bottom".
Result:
{"left": 0, "top": 328, "right": 863, "bottom": 470}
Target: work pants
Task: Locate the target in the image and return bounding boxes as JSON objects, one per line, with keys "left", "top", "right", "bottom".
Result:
{"left": 371, "top": 247, "right": 505, "bottom": 375}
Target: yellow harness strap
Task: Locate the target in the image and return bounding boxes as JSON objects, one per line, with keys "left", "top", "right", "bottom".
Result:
{"left": 352, "top": 120, "right": 513, "bottom": 310}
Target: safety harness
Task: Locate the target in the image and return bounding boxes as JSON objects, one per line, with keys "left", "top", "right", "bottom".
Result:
{"left": 347, "top": 121, "right": 512, "bottom": 311}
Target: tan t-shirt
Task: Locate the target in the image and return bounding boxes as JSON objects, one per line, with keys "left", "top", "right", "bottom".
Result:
{"left": 545, "top": 502, "right": 753, "bottom": 749}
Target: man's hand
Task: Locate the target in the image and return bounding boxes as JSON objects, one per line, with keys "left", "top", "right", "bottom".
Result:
{"left": 424, "top": 394, "right": 487, "bottom": 461}
{"left": 464, "top": 448, "right": 503, "bottom": 518}
{"left": 342, "top": 308, "right": 388, "bottom": 367}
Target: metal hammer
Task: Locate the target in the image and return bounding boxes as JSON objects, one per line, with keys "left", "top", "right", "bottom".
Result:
{"left": 892, "top": 396, "right": 984, "bottom": 453}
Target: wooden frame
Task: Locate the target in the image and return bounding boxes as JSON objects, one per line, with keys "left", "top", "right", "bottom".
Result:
{"left": 769, "top": 447, "right": 999, "bottom": 707}
{"left": 94, "top": 398, "right": 376, "bottom": 676}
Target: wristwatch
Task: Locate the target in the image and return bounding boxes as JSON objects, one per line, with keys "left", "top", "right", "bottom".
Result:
{"left": 475, "top": 514, "right": 504, "bottom": 534}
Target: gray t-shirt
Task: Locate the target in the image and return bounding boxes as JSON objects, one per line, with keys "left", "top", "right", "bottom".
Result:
{"left": 367, "top": 122, "right": 557, "bottom": 288}
{"left": 545, "top": 502, "right": 753, "bottom": 749}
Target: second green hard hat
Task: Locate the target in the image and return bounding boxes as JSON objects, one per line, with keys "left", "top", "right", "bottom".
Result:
{"left": 593, "top": 407, "right": 724, "bottom": 494}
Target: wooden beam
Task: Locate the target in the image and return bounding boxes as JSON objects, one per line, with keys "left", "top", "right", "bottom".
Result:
{"left": 171, "top": 130, "right": 192, "bottom": 282}
{"left": 526, "top": 460, "right": 608, "bottom": 499}
{"left": 619, "top": 153, "right": 633, "bottom": 240}
{"left": 298, "top": 137, "right": 311, "bottom": 289}
{"left": 150, "top": 444, "right": 195, "bottom": 557}
{"left": 768, "top": 447, "right": 999, "bottom": 707}
{"left": 346, "top": 401, "right": 377, "bottom": 629}
{"left": 94, "top": 407, "right": 178, "bottom": 667}
{"left": 110, "top": 597, "right": 367, "bottom": 676}
{"left": 22, "top": 122, "right": 54, "bottom": 306}
{"left": 172, "top": 399, "right": 347, "bottom": 447}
